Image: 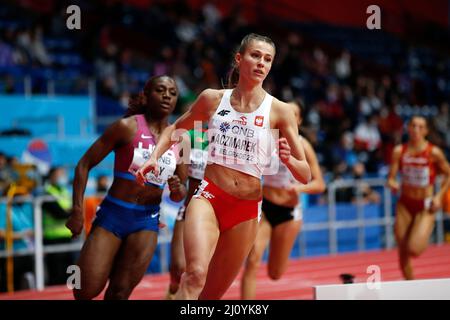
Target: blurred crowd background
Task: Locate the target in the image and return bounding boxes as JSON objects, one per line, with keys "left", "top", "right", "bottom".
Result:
{"left": 1, "top": 0, "right": 450, "bottom": 182}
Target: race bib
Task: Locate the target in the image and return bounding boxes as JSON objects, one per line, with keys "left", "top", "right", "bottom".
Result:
{"left": 128, "top": 147, "right": 177, "bottom": 187}
{"left": 402, "top": 166, "right": 430, "bottom": 187}
{"left": 188, "top": 149, "right": 208, "bottom": 180}
{"left": 208, "top": 119, "right": 272, "bottom": 166}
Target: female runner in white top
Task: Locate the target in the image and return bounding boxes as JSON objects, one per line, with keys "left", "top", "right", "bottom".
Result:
{"left": 136, "top": 33, "right": 311, "bottom": 300}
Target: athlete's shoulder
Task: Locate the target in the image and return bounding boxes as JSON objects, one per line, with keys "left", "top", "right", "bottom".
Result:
{"left": 192, "top": 89, "right": 227, "bottom": 116}
{"left": 270, "top": 97, "right": 292, "bottom": 118}
{"left": 105, "top": 115, "right": 132, "bottom": 131}
{"left": 105, "top": 116, "right": 137, "bottom": 140}
{"left": 270, "top": 97, "right": 295, "bottom": 125}
{"left": 121, "top": 115, "right": 139, "bottom": 131}
{"left": 120, "top": 115, "right": 137, "bottom": 125}
{"left": 428, "top": 141, "right": 438, "bottom": 151}
{"left": 199, "top": 88, "right": 226, "bottom": 104}
{"left": 430, "top": 144, "right": 446, "bottom": 159}
{"left": 392, "top": 144, "right": 404, "bottom": 157}
{"left": 393, "top": 143, "right": 404, "bottom": 152}
{"left": 270, "top": 96, "right": 289, "bottom": 109}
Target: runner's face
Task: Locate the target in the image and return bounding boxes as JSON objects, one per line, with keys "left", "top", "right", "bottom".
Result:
{"left": 236, "top": 40, "right": 275, "bottom": 84}
{"left": 146, "top": 77, "right": 178, "bottom": 117}
{"left": 408, "top": 117, "right": 428, "bottom": 142}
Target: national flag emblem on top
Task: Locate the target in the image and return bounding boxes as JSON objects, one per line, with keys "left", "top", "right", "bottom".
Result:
{"left": 254, "top": 116, "right": 264, "bottom": 127}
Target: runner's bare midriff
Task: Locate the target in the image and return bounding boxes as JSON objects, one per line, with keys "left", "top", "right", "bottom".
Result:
{"left": 401, "top": 185, "right": 434, "bottom": 200}
{"left": 204, "top": 163, "right": 262, "bottom": 200}
{"left": 108, "top": 178, "right": 164, "bottom": 205}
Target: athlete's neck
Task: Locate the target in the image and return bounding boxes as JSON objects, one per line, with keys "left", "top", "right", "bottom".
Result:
{"left": 408, "top": 139, "right": 427, "bottom": 150}
{"left": 232, "top": 82, "right": 266, "bottom": 110}
{"left": 144, "top": 113, "right": 169, "bottom": 135}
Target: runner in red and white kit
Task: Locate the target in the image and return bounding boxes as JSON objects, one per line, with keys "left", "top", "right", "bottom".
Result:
{"left": 136, "top": 33, "right": 311, "bottom": 300}
{"left": 387, "top": 115, "right": 450, "bottom": 280}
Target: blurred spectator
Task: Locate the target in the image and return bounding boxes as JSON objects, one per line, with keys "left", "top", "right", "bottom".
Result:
{"left": 154, "top": 46, "right": 175, "bottom": 76}
{"left": 0, "top": 196, "right": 35, "bottom": 292}
{"left": 202, "top": 1, "right": 221, "bottom": 28}
{"left": 341, "top": 84, "right": 357, "bottom": 129}
{"left": 434, "top": 102, "right": 450, "bottom": 150}
{"left": 0, "top": 152, "right": 18, "bottom": 196}
{"left": 95, "top": 43, "right": 119, "bottom": 80}
{"left": 0, "top": 28, "right": 27, "bottom": 67}
{"left": 334, "top": 50, "right": 351, "bottom": 82}
{"left": 0, "top": 154, "right": 35, "bottom": 292}
{"left": 354, "top": 112, "right": 383, "bottom": 173}
{"left": 42, "top": 167, "right": 72, "bottom": 237}
{"left": 312, "top": 47, "right": 329, "bottom": 77}
{"left": 41, "top": 167, "right": 74, "bottom": 286}
{"left": 29, "top": 25, "right": 52, "bottom": 66}
{"left": 331, "top": 131, "right": 358, "bottom": 174}
{"left": 175, "top": 16, "right": 199, "bottom": 43}
{"left": 0, "top": 38, "right": 14, "bottom": 67}
{"left": 378, "top": 104, "right": 404, "bottom": 164}
{"left": 335, "top": 162, "right": 381, "bottom": 204}
{"left": 16, "top": 26, "right": 52, "bottom": 67}
{"left": 10, "top": 161, "right": 39, "bottom": 196}
{"left": 350, "top": 162, "right": 381, "bottom": 204}
{"left": 359, "top": 80, "right": 382, "bottom": 117}
{"left": 354, "top": 112, "right": 381, "bottom": 153}
{"left": 305, "top": 103, "right": 321, "bottom": 132}
{"left": 324, "top": 83, "right": 345, "bottom": 120}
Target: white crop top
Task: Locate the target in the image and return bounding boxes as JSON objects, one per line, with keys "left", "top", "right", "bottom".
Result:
{"left": 207, "top": 89, "right": 275, "bottom": 179}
